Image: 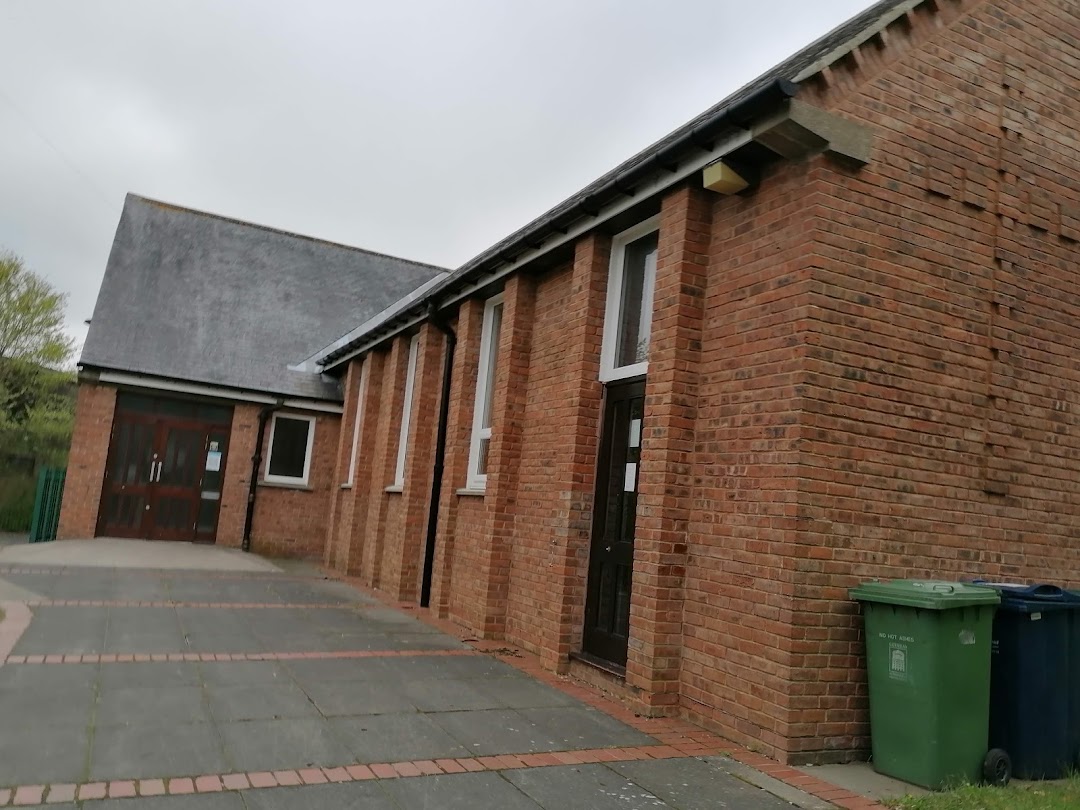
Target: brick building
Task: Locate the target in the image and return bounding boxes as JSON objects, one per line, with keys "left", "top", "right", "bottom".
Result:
{"left": 62, "top": 0, "right": 1080, "bottom": 764}
{"left": 310, "top": 0, "right": 1080, "bottom": 762}
{"left": 58, "top": 194, "right": 445, "bottom": 558}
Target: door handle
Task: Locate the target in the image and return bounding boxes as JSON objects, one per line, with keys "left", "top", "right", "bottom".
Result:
{"left": 149, "top": 460, "right": 162, "bottom": 483}
{"left": 155, "top": 461, "right": 163, "bottom": 483}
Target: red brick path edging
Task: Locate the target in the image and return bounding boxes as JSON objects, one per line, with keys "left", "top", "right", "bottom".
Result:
{"left": 25, "top": 600, "right": 350, "bottom": 609}
{"left": 2, "top": 648, "right": 476, "bottom": 666}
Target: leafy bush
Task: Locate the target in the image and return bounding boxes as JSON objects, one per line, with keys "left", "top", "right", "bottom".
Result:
{"left": 0, "top": 474, "right": 35, "bottom": 532}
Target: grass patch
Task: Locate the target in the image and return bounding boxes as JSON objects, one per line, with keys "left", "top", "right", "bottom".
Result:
{"left": 886, "top": 777, "right": 1080, "bottom": 810}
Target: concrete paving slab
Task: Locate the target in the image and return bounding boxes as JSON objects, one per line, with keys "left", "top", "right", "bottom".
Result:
{"left": 0, "top": 660, "right": 99, "bottom": 691}
{"left": 430, "top": 708, "right": 565, "bottom": 756}
{"left": 300, "top": 678, "right": 416, "bottom": 716}
{"left": 282, "top": 656, "right": 400, "bottom": 683}
{"left": 198, "top": 660, "right": 289, "bottom": 686}
{"left": 517, "top": 706, "right": 655, "bottom": 750}
{"left": 0, "top": 538, "right": 280, "bottom": 571}
{"left": 240, "top": 781, "right": 396, "bottom": 810}
{"left": 481, "top": 676, "right": 583, "bottom": 710}
{"left": 0, "top": 721, "right": 90, "bottom": 785}
{"left": 0, "top": 680, "right": 96, "bottom": 729}
{"left": 706, "top": 757, "right": 835, "bottom": 810}
{"left": 96, "top": 685, "right": 210, "bottom": 727}
{"left": 98, "top": 661, "right": 201, "bottom": 690}
{"left": 216, "top": 717, "right": 354, "bottom": 771}
{"left": 797, "top": 761, "right": 930, "bottom": 801}
{"left": 94, "top": 794, "right": 247, "bottom": 809}
{"left": 503, "top": 764, "right": 669, "bottom": 809}
{"left": 381, "top": 771, "right": 542, "bottom": 809}
{"left": 612, "top": 757, "right": 805, "bottom": 809}
{"left": 206, "top": 683, "right": 321, "bottom": 722}
{"left": 0, "top": 574, "right": 43, "bottom": 601}
{"left": 89, "top": 721, "right": 229, "bottom": 781}
{"left": 11, "top": 606, "right": 108, "bottom": 655}
{"left": 401, "top": 677, "right": 508, "bottom": 712}
{"left": 330, "top": 713, "right": 472, "bottom": 762}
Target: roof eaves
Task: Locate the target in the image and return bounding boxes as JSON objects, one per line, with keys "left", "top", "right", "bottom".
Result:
{"left": 316, "top": 0, "right": 919, "bottom": 369}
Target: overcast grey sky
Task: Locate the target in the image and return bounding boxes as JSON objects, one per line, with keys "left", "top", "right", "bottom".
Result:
{"left": 0, "top": 0, "right": 871, "bottom": 349}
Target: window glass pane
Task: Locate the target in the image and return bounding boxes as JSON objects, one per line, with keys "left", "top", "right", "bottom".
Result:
{"left": 616, "top": 231, "right": 659, "bottom": 367}
{"left": 480, "top": 303, "right": 503, "bottom": 430}
{"left": 476, "top": 436, "right": 491, "bottom": 476}
{"left": 268, "top": 417, "right": 310, "bottom": 479}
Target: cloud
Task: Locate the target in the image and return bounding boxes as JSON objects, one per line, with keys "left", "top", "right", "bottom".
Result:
{"left": 0, "top": 0, "right": 873, "bottom": 351}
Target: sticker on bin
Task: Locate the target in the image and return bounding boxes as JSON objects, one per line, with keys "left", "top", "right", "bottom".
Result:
{"left": 959, "top": 629, "right": 976, "bottom": 645}
{"left": 888, "top": 642, "right": 912, "bottom": 683}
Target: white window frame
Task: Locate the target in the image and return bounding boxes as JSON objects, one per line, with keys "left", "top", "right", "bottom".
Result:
{"left": 599, "top": 215, "right": 661, "bottom": 383}
{"left": 393, "top": 334, "right": 420, "bottom": 488}
{"left": 343, "top": 364, "right": 367, "bottom": 486}
{"left": 466, "top": 294, "right": 504, "bottom": 490}
{"left": 264, "top": 413, "right": 317, "bottom": 486}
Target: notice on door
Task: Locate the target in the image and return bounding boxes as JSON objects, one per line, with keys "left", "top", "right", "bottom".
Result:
{"left": 206, "top": 451, "right": 222, "bottom": 472}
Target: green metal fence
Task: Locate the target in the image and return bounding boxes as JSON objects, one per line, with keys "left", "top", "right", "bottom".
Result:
{"left": 29, "top": 466, "right": 66, "bottom": 543}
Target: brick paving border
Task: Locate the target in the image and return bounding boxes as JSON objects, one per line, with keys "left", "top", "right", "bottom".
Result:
{"left": 0, "top": 743, "right": 886, "bottom": 808}
{"left": 2, "top": 648, "right": 476, "bottom": 666}
{"left": 24, "top": 600, "right": 352, "bottom": 609}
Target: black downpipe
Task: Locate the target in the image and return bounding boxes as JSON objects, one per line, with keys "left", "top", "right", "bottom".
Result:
{"left": 243, "top": 402, "right": 283, "bottom": 552}
{"left": 420, "top": 305, "right": 456, "bottom": 607}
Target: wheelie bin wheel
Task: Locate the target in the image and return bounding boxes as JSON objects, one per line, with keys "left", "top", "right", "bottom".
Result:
{"left": 982, "top": 749, "right": 1012, "bottom": 786}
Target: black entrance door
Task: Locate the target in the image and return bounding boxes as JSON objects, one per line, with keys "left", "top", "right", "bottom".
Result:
{"left": 98, "top": 394, "right": 233, "bottom": 542}
{"left": 583, "top": 378, "right": 645, "bottom": 667}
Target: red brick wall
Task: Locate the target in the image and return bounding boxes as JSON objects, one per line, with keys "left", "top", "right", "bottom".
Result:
{"left": 771, "top": 0, "right": 1080, "bottom": 761}
{"left": 243, "top": 408, "right": 341, "bottom": 560}
{"left": 57, "top": 383, "right": 117, "bottom": 539}
{"left": 318, "top": 0, "right": 1080, "bottom": 764}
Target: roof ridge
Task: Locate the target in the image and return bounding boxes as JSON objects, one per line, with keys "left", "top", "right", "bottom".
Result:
{"left": 126, "top": 193, "right": 451, "bottom": 274}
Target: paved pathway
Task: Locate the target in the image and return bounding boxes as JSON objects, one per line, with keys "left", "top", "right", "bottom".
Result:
{"left": 0, "top": 543, "right": 864, "bottom": 809}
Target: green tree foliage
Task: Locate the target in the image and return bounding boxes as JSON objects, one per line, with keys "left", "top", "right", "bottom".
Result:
{"left": 0, "top": 251, "right": 75, "bottom": 367}
{"left": 0, "top": 251, "right": 77, "bottom": 530}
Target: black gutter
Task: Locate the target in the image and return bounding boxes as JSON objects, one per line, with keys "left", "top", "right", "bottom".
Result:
{"left": 420, "top": 303, "right": 457, "bottom": 608}
{"left": 319, "top": 78, "right": 798, "bottom": 368}
{"left": 242, "top": 402, "right": 283, "bottom": 552}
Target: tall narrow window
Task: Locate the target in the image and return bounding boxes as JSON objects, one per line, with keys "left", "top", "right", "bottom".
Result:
{"left": 600, "top": 216, "right": 660, "bottom": 382}
{"left": 344, "top": 364, "right": 367, "bottom": 486}
{"left": 393, "top": 334, "right": 420, "bottom": 488}
{"left": 265, "top": 414, "right": 316, "bottom": 486}
{"left": 467, "top": 295, "right": 504, "bottom": 489}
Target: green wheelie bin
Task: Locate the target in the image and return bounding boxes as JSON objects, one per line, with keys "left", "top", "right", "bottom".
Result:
{"left": 850, "top": 580, "right": 1004, "bottom": 789}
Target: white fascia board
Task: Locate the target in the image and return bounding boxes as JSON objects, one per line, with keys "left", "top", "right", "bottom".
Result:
{"left": 93, "top": 370, "right": 344, "bottom": 414}
{"left": 320, "top": 126, "right": 755, "bottom": 372}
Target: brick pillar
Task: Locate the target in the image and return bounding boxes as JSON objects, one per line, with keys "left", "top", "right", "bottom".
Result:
{"left": 57, "top": 382, "right": 117, "bottom": 539}
{"left": 476, "top": 274, "right": 536, "bottom": 637}
{"left": 342, "top": 353, "right": 383, "bottom": 577}
{"left": 542, "top": 233, "right": 609, "bottom": 671}
{"left": 430, "top": 304, "right": 483, "bottom": 618}
{"left": 325, "top": 359, "right": 362, "bottom": 569}
{"left": 361, "top": 343, "right": 403, "bottom": 589}
{"left": 386, "top": 323, "right": 446, "bottom": 602}
{"left": 628, "top": 184, "right": 712, "bottom": 710}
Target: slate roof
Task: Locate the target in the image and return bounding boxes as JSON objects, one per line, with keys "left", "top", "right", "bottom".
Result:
{"left": 80, "top": 194, "right": 448, "bottom": 401}
{"left": 316, "top": 0, "right": 918, "bottom": 367}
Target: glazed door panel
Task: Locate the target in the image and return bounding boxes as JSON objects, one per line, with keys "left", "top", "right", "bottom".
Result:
{"left": 97, "top": 395, "right": 233, "bottom": 543}
{"left": 582, "top": 379, "right": 646, "bottom": 667}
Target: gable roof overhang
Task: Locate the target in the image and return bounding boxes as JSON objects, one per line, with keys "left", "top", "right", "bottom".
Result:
{"left": 314, "top": 0, "right": 920, "bottom": 372}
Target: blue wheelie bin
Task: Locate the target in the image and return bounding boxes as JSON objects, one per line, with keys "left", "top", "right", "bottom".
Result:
{"left": 978, "top": 583, "right": 1080, "bottom": 779}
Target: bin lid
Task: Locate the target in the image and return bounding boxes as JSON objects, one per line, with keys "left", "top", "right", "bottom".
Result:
{"left": 970, "top": 582, "right": 1080, "bottom": 612}
{"left": 849, "top": 580, "right": 1000, "bottom": 609}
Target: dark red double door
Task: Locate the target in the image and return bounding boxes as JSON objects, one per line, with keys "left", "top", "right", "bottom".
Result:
{"left": 98, "top": 394, "right": 233, "bottom": 542}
